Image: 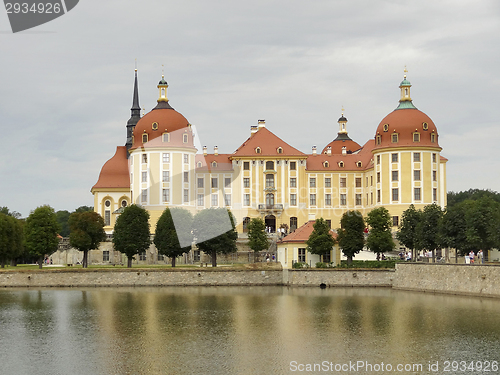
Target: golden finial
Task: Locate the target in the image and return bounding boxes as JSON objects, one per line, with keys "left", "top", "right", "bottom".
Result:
{"left": 162, "top": 64, "right": 164, "bottom": 79}
{"left": 404, "top": 65, "right": 408, "bottom": 79}
{"left": 341, "top": 106, "right": 345, "bottom": 116}
{"left": 135, "top": 58, "right": 137, "bottom": 72}
{"left": 142, "top": 106, "right": 145, "bottom": 116}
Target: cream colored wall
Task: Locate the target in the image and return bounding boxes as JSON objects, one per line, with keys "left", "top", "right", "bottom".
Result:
{"left": 278, "top": 243, "right": 340, "bottom": 269}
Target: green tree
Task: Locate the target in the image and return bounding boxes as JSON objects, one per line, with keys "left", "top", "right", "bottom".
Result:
{"left": 366, "top": 207, "right": 395, "bottom": 258}
{"left": 447, "top": 189, "right": 500, "bottom": 208}
{"left": 154, "top": 207, "right": 193, "bottom": 267}
{"left": 113, "top": 205, "right": 151, "bottom": 268}
{"left": 56, "top": 210, "right": 71, "bottom": 237}
{"left": 192, "top": 208, "right": 237, "bottom": 267}
{"left": 396, "top": 204, "right": 421, "bottom": 260}
{"left": 306, "top": 218, "right": 336, "bottom": 262}
{"left": 247, "top": 218, "right": 269, "bottom": 256}
{"left": 68, "top": 211, "right": 106, "bottom": 268}
{"left": 0, "top": 206, "right": 22, "bottom": 219}
{"left": 441, "top": 201, "right": 469, "bottom": 261}
{"left": 74, "top": 206, "right": 94, "bottom": 213}
{"left": 337, "top": 210, "right": 365, "bottom": 265}
{"left": 0, "top": 213, "right": 24, "bottom": 268}
{"left": 464, "top": 196, "right": 500, "bottom": 255}
{"left": 416, "top": 204, "right": 444, "bottom": 261}
{"left": 24, "top": 205, "right": 60, "bottom": 269}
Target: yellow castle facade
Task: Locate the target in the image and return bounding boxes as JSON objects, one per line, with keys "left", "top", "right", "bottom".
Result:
{"left": 91, "top": 72, "right": 447, "bottom": 248}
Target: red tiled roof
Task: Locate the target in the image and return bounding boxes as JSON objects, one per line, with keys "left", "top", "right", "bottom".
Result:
{"left": 321, "top": 138, "right": 361, "bottom": 154}
{"left": 195, "top": 154, "right": 234, "bottom": 172}
{"left": 232, "top": 127, "right": 306, "bottom": 157}
{"left": 91, "top": 146, "right": 130, "bottom": 190}
{"left": 279, "top": 220, "right": 337, "bottom": 244}
{"left": 307, "top": 139, "right": 375, "bottom": 171}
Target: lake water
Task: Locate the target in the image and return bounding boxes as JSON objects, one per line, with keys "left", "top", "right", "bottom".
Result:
{"left": 0, "top": 287, "right": 499, "bottom": 375}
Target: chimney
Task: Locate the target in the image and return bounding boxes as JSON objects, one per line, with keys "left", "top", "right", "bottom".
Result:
{"left": 251, "top": 125, "right": 258, "bottom": 135}
{"left": 258, "top": 119, "right": 266, "bottom": 128}
{"left": 214, "top": 146, "right": 218, "bottom": 156}
{"left": 327, "top": 146, "right": 332, "bottom": 156}
{"left": 312, "top": 145, "right": 317, "bottom": 155}
{"left": 203, "top": 146, "right": 207, "bottom": 156}
{"left": 342, "top": 146, "right": 347, "bottom": 155}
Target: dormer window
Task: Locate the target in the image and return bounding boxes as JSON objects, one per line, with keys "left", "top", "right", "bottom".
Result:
{"left": 197, "top": 161, "right": 202, "bottom": 168}
{"left": 142, "top": 134, "right": 148, "bottom": 143}
{"left": 162, "top": 133, "right": 169, "bottom": 142}
{"left": 255, "top": 147, "right": 261, "bottom": 154}
{"left": 324, "top": 161, "right": 329, "bottom": 168}
{"left": 338, "top": 161, "right": 344, "bottom": 168}
{"left": 152, "top": 122, "right": 158, "bottom": 131}
{"left": 391, "top": 133, "right": 398, "bottom": 143}
{"left": 413, "top": 132, "right": 420, "bottom": 142}
{"left": 431, "top": 133, "right": 436, "bottom": 143}
{"left": 183, "top": 134, "right": 188, "bottom": 143}
{"left": 383, "top": 124, "right": 389, "bottom": 132}
{"left": 376, "top": 135, "right": 381, "bottom": 145}
{"left": 212, "top": 161, "right": 217, "bottom": 168}
{"left": 356, "top": 161, "right": 362, "bottom": 168}
{"left": 277, "top": 147, "right": 283, "bottom": 154}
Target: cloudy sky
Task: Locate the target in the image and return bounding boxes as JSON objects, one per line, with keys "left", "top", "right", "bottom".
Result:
{"left": 1, "top": 0, "right": 499, "bottom": 217}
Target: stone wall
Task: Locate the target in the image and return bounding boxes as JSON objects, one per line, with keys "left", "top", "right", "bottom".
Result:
{"left": 286, "top": 269, "right": 394, "bottom": 287}
{"left": 393, "top": 263, "right": 500, "bottom": 298}
{"left": 0, "top": 268, "right": 283, "bottom": 288}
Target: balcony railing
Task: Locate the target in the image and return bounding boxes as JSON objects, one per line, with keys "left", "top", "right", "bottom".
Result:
{"left": 258, "top": 204, "right": 284, "bottom": 210}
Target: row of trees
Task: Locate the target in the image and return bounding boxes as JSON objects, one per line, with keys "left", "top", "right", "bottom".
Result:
{"left": 398, "top": 196, "right": 500, "bottom": 261}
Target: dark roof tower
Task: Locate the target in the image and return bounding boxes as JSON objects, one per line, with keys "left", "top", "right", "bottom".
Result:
{"left": 125, "top": 69, "right": 141, "bottom": 156}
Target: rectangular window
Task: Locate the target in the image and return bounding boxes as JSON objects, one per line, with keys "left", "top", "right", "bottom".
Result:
{"left": 392, "top": 153, "right": 398, "bottom": 162}
{"left": 310, "top": 194, "right": 316, "bottom": 206}
{"left": 298, "top": 248, "right": 306, "bottom": 262}
{"left": 355, "top": 194, "right": 362, "bottom": 206}
{"left": 433, "top": 188, "right": 437, "bottom": 201}
{"left": 103, "top": 250, "right": 109, "bottom": 262}
{"left": 340, "top": 177, "right": 346, "bottom": 188}
{"left": 377, "top": 172, "right": 380, "bottom": 183}
{"left": 340, "top": 194, "right": 347, "bottom": 206}
{"left": 163, "top": 171, "right": 170, "bottom": 182}
{"left": 290, "top": 194, "right": 297, "bottom": 206}
{"left": 162, "top": 189, "right": 170, "bottom": 202}
{"left": 325, "top": 194, "right": 331, "bottom": 206}
{"left": 184, "top": 171, "right": 189, "bottom": 183}
{"left": 139, "top": 252, "right": 146, "bottom": 261}
{"left": 355, "top": 177, "right": 362, "bottom": 188}
{"left": 414, "top": 170, "right": 421, "bottom": 181}
{"left": 211, "top": 194, "right": 218, "bottom": 206}
{"left": 413, "top": 152, "right": 421, "bottom": 162}
{"left": 141, "top": 189, "right": 147, "bottom": 202}
{"left": 104, "top": 211, "right": 110, "bottom": 226}
{"left": 377, "top": 155, "right": 380, "bottom": 164}
{"left": 183, "top": 134, "right": 188, "bottom": 143}
{"left": 162, "top": 133, "right": 169, "bottom": 142}
{"left": 392, "top": 134, "right": 398, "bottom": 143}
{"left": 243, "top": 161, "right": 250, "bottom": 170}
{"left": 243, "top": 178, "right": 250, "bottom": 188}
{"left": 158, "top": 253, "right": 164, "bottom": 261}
{"left": 414, "top": 188, "right": 421, "bottom": 200}
{"left": 197, "top": 178, "right": 204, "bottom": 188}
{"left": 225, "top": 178, "right": 231, "bottom": 188}
{"left": 371, "top": 192, "right": 373, "bottom": 205}
{"left": 326, "top": 220, "right": 331, "bottom": 229}
{"left": 366, "top": 177, "right": 368, "bottom": 187}
{"left": 183, "top": 189, "right": 189, "bottom": 203}
{"left": 325, "top": 178, "right": 331, "bottom": 187}
{"left": 392, "top": 216, "right": 399, "bottom": 227}
{"left": 162, "top": 153, "right": 170, "bottom": 163}
{"left": 211, "top": 177, "right": 218, "bottom": 188}
{"left": 290, "top": 177, "right": 297, "bottom": 188}
{"left": 310, "top": 178, "right": 316, "bottom": 188}
{"left": 197, "top": 194, "right": 204, "bottom": 206}
{"left": 433, "top": 170, "right": 437, "bottom": 181}
{"left": 184, "top": 154, "right": 189, "bottom": 164}
{"left": 142, "top": 171, "right": 147, "bottom": 182}
{"left": 392, "top": 188, "right": 399, "bottom": 201}
{"left": 142, "top": 154, "right": 147, "bottom": 163}
{"left": 431, "top": 133, "right": 436, "bottom": 143}
{"left": 243, "top": 194, "right": 250, "bottom": 206}
{"left": 371, "top": 176, "right": 373, "bottom": 186}
{"left": 377, "top": 190, "right": 381, "bottom": 203}
{"left": 266, "top": 174, "right": 274, "bottom": 188}
{"left": 224, "top": 194, "right": 231, "bottom": 206}
{"left": 290, "top": 161, "right": 296, "bottom": 170}
{"left": 392, "top": 170, "right": 398, "bottom": 181}
{"left": 432, "top": 153, "right": 437, "bottom": 163}
{"left": 413, "top": 133, "right": 420, "bottom": 142}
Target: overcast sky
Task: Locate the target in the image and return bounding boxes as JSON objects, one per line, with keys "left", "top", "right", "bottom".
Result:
{"left": 1, "top": 0, "right": 499, "bottom": 217}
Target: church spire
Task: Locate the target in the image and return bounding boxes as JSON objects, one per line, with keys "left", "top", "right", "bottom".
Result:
{"left": 126, "top": 68, "right": 141, "bottom": 155}
{"left": 396, "top": 67, "right": 417, "bottom": 110}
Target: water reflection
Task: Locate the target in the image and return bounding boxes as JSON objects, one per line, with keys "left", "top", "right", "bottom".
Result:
{"left": 0, "top": 287, "right": 499, "bottom": 375}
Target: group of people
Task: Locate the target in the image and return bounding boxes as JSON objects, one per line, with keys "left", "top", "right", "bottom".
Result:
{"left": 468, "top": 250, "right": 484, "bottom": 264}
{"left": 398, "top": 251, "right": 412, "bottom": 261}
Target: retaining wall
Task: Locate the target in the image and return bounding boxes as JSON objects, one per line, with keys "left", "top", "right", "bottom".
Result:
{"left": 286, "top": 269, "right": 394, "bottom": 287}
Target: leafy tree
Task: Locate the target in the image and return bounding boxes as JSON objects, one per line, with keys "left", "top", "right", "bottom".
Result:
{"left": 464, "top": 196, "right": 500, "bottom": 255}
{"left": 306, "top": 218, "right": 336, "bottom": 262}
{"left": 396, "top": 204, "right": 422, "bottom": 260}
{"left": 416, "top": 204, "right": 444, "bottom": 261}
{"left": 74, "top": 206, "right": 94, "bottom": 213}
{"left": 441, "top": 201, "right": 469, "bottom": 261}
{"left": 447, "top": 189, "right": 500, "bottom": 208}
{"left": 192, "top": 208, "right": 237, "bottom": 267}
{"left": 113, "top": 205, "right": 151, "bottom": 268}
{"left": 56, "top": 210, "right": 71, "bottom": 237}
{"left": 68, "top": 211, "right": 106, "bottom": 268}
{"left": 0, "top": 206, "right": 22, "bottom": 219}
{"left": 154, "top": 207, "right": 193, "bottom": 267}
{"left": 366, "top": 207, "right": 395, "bottom": 258}
{"left": 337, "top": 210, "right": 365, "bottom": 265}
{"left": 0, "top": 213, "right": 24, "bottom": 268}
{"left": 24, "top": 205, "right": 60, "bottom": 269}
{"left": 247, "top": 218, "right": 269, "bottom": 256}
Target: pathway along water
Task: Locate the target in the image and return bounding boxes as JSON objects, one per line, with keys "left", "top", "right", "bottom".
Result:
{"left": 0, "top": 286, "right": 499, "bottom": 375}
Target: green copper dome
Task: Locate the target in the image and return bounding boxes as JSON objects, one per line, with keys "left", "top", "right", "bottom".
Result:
{"left": 400, "top": 78, "right": 411, "bottom": 86}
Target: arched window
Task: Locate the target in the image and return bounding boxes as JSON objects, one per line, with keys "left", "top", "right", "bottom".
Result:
{"left": 255, "top": 147, "right": 261, "bottom": 154}
{"left": 290, "top": 217, "right": 298, "bottom": 232}
{"left": 266, "top": 193, "right": 274, "bottom": 208}
{"left": 338, "top": 161, "right": 344, "bottom": 168}
{"left": 183, "top": 134, "right": 188, "bottom": 143}
{"left": 243, "top": 217, "right": 251, "bottom": 233}
{"left": 142, "top": 134, "right": 148, "bottom": 143}
{"left": 376, "top": 135, "right": 381, "bottom": 145}
{"left": 266, "top": 161, "right": 274, "bottom": 170}
{"left": 277, "top": 147, "right": 283, "bottom": 154}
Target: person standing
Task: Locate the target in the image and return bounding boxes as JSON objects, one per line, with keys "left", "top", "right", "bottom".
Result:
{"left": 469, "top": 251, "right": 475, "bottom": 264}
{"left": 478, "top": 250, "right": 484, "bottom": 264}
